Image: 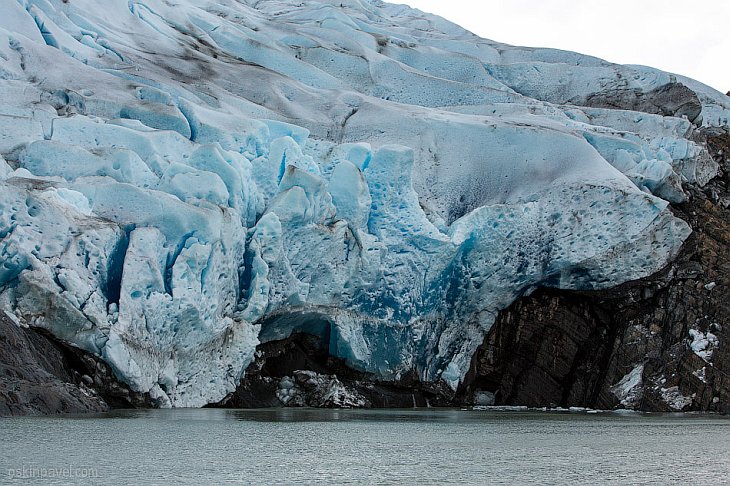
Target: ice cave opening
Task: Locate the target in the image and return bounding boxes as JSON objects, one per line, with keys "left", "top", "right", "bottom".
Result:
{"left": 257, "top": 311, "right": 339, "bottom": 377}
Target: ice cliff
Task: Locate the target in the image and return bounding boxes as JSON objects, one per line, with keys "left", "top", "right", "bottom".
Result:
{"left": 0, "top": 0, "right": 728, "bottom": 407}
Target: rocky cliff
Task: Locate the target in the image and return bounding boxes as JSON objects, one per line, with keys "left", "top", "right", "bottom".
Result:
{"left": 461, "top": 130, "right": 730, "bottom": 413}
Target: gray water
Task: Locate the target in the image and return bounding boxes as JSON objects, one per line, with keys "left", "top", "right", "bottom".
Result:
{"left": 1, "top": 408, "right": 729, "bottom": 485}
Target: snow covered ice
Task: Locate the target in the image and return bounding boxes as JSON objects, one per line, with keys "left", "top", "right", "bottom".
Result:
{"left": 0, "top": 0, "right": 728, "bottom": 407}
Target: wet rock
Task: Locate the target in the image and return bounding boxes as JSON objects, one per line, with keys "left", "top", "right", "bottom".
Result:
{"left": 0, "top": 311, "right": 107, "bottom": 416}
{"left": 279, "top": 371, "right": 369, "bottom": 408}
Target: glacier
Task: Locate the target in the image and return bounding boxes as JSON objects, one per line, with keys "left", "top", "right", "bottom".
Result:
{"left": 0, "top": 0, "right": 728, "bottom": 407}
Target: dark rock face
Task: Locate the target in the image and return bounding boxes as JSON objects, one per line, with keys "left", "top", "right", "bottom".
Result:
{"left": 460, "top": 130, "right": 730, "bottom": 412}
{"left": 584, "top": 82, "right": 703, "bottom": 124}
{"left": 0, "top": 311, "right": 151, "bottom": 416}
{"left": 0, "top": 311, "right": 107, "bottom": 416}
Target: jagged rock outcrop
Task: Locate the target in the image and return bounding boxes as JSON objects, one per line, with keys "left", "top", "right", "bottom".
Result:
{"left": 0, "top": 311, "right": 107, "bottom": 415}
{"left": 217, "top": 332, "right": 439, "bottom": 408}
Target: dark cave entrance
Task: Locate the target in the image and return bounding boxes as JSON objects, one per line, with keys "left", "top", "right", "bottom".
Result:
{"left": 256, "top": 311, "right": 338, "bottom": 378}
{"left": 209, "top": 312, "right": 349, "bottom": 407}
{"left": 213, "top": 311, "right": 436, "bottom": 408}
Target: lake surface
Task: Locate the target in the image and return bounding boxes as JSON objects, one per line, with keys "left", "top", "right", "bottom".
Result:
{"left": 1, "top": 408, "right": 729, "bottom": 485}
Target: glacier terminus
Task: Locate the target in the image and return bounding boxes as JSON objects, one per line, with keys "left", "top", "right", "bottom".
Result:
{"left": 0, "top": 0, "right": 728, "bottom": 408}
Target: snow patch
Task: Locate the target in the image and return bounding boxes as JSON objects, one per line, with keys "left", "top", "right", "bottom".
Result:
{"left": 610, "top": 363, "right": 644, "bottom": 408}
{"left": 660, "top": 386, "right": 693, "bottom": 411}
{"left": 689, "top": 329, "right": 719, "bottom": 362}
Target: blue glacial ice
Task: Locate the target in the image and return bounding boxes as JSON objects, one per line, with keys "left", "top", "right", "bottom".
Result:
{"left": 0, "top": 0, "right": 728, "bottom": 406}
